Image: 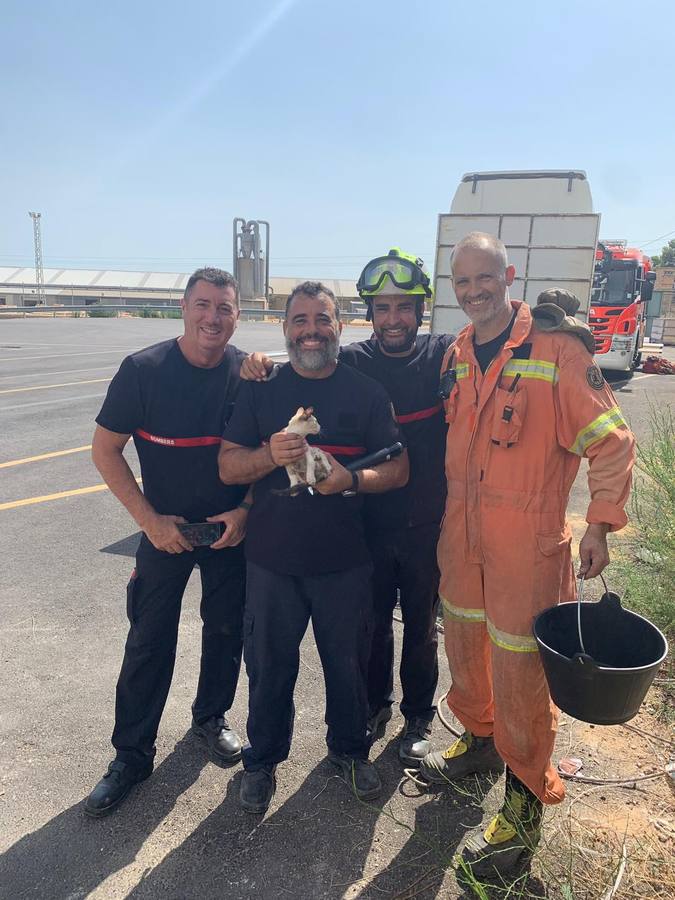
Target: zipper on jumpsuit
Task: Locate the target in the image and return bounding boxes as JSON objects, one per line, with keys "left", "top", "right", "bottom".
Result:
{"left": 463, "top": 344, "right": 516, "bottom": 564}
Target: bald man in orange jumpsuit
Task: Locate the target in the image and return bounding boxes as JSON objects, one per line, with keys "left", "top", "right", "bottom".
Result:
{"left": 420, "top": 232, "right": 635, "bottom": 878}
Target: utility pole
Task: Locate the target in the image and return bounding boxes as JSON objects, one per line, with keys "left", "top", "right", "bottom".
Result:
{"left": 28, "top": 211, "right": 46, "bottom": 305}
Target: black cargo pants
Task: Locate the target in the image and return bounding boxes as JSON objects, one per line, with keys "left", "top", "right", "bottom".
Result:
{"left": 112, "top": 534, "right": 246, "bottom": 768}
{"left": 242, "top": 561, "right": 373, "bottom": 771}
{"left": 367, "top": 522, "right": 440, "bottom": 721}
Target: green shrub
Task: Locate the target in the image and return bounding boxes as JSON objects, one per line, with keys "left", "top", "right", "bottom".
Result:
{"left": 617, "top": 404, "right": 675, "bottom": 638}
{"left": 614, "top": 404, "right": 674, "bottom": 719}
{"left": 87, "top": 306, "right": 117, "bottom": 318}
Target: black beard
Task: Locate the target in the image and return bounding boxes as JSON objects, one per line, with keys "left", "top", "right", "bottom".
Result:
{"left": 378, "top": 329, "right": 416, "bottom": 354}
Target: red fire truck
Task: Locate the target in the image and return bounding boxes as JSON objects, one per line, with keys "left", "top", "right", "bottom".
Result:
{"left": 589, "top": 241, "right": 656, "bottom": 372}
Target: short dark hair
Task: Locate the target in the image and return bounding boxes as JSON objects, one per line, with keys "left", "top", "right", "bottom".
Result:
{"left": 184, "top": 267, "right": 239, "bottom": 304}
{"left": 285, "top": 280, "right": 340, "bottom": 318}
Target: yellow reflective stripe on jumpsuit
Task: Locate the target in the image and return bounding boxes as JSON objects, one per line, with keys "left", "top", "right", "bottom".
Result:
{"left": 442, "top": 598, "right": 539, "bottom": 651}
{"left": 569, "top": 406, "right": 626, "bottom": 456}
{"left": 441, "top": 595, "right": 485, "bottom": 622}
{"left": 486, "top": 619, "right": 539, "bottom": 653}
{"left": 502, "top": 359, "right": 559, "bottom": 384}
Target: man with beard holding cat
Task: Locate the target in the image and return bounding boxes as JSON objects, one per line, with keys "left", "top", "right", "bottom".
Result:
{"left": 242, "top": 250, "right": 454, "bottom": 768}
{"left": 218, "top": 281, "right": 409, "bottom": 814}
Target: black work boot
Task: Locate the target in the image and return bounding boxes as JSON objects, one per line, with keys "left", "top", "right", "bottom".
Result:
{"left": 366, "top": 706, "right": 393, "bottom": 745}
{"left": 84, "top": 759, "right": 153, "bottom": 818}
{"left": 460, "top": 769, "right": 544, "bottom": 879}
{"left": 419, "top": 731, "right": 504, "bottom": 784}
{"left": 239, "top": 766, "right": 276, "bottom": 814}
{"left": 398, "top": 717, "right": 433, "bottom": 767}
{"left": 327, "top": 752, "right": 382, "bottom": 801}
{"left": 192, "top": 715, "right": 242, "bottom": 765}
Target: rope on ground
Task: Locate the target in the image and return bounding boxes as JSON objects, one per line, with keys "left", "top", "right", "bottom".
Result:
{"left": 401, "top": 768, "right": 430, "bottom": 790}
{"left": 621, "top": 721, "right": 675, "bottom": 747}
{"left": 558, "top": 769, "right": 666, "bottom": 785}
{"left": 435, "top": 688, "right": 464, "bottom": 737}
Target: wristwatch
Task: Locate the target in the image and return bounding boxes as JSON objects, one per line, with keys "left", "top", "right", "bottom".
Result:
{"left": 341, "top": 470, "right": 360, "bottom": 498}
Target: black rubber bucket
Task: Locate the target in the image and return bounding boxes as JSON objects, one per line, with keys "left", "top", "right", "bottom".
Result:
{"left": 533, "top": 586, "right": 668, "bottom": 725}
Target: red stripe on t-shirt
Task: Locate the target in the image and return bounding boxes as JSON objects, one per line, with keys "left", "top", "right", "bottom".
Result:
{"left": 313, "top": 444, "right": 367, "bottom": 457}
{"left": 135, "top": 428, "right": 221, "bottom": 448}
{"left": 396, "top": 403, "right": 443, "bottom": 424}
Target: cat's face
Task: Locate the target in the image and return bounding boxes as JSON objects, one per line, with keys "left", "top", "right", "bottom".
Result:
{"left": 289, "top": 406, "right": 321, "bottom": 435}
{"left": 302, "top": 414, "right": 320, "bottom": 435}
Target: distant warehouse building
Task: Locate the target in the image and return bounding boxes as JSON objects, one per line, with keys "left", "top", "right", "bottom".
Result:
{"left": 0, "top": 267, "right": 361, "bottom": 311}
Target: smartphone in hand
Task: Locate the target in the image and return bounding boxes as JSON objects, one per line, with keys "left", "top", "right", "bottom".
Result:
{"left": 176, "top": 522, "right": 224, "bottom": 546}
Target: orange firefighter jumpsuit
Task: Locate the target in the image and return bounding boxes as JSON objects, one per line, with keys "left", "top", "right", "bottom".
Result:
{"left": 438, "top": 301, "right": 635, "bottom": 804}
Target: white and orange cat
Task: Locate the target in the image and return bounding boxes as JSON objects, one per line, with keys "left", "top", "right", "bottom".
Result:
{"left": 275, "top": 407, "right": 332, "bottom": 497}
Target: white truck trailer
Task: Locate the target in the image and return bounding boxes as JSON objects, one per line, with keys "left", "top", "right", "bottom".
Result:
{"left": 430, "top": 170, "right": 601, "bottom": 337}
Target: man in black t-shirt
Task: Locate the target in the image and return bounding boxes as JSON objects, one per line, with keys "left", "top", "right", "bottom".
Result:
{"left": 219, "top": 281, "right": 408, "bottom": 814}
{"left": 85, "top": 268, "right": 250, "bottom": 818}
{"left": 242, "top": 250, "right": 455, "bottom": 768}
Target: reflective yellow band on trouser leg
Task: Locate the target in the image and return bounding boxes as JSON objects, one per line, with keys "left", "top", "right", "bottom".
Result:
{"left": 487, "top": 618, "right": 539, "bottom": 653}
{"left": 441, "top": 596, "right": 486, "bottom": 623}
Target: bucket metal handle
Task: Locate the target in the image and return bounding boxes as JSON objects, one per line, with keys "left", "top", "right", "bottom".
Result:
{"left": 576, "top": 572, "right": 609, "bottom": 654}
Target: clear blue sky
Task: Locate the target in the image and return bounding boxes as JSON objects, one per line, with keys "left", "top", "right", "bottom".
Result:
{"left": 2, "top": 0, "right": 673, "bottom": 280}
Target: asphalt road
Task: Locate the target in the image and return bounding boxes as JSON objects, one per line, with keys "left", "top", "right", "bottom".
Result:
{"left": 1, "top": 318, "right": 673, "bottom": 900}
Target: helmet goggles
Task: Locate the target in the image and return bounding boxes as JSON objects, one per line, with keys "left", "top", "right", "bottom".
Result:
{"left": 357, "top": 253, "right": 432, "bottom": 299}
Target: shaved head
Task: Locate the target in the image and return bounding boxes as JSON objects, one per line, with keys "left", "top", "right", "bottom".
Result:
{"left": 451, "top": 232, "right": 508, "bottom": 273}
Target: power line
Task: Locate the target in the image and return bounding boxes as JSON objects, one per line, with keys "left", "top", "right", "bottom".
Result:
{"left": 628, "top": 229, "right": 675, "bottom": 248}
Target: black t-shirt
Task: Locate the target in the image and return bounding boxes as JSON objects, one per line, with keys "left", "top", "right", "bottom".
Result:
{"left": 96, "top": 339, "right": 247, "bottom": 521}
{"left": 339, "top": 333, "right": 454, "bottom": 532}
{"left": 473, "top": 311, "right": 517, "bottom": 373}
{"left": 222, "top": 362, "right": 402, "bottom": 575}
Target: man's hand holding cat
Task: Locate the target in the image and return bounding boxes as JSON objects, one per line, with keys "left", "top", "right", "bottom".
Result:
{"left": 313, "top": 453, "right": 353, "bottom": 495}
{"left": 269, "top": 431, "right": 306, "bottom": 466}
{"left": 241, "top": 352, "right": 274, "bottom": 381}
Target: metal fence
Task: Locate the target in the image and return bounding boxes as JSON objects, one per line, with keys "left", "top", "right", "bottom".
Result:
{"left": 0, "top": 304, "right": 429, "bottom": 324}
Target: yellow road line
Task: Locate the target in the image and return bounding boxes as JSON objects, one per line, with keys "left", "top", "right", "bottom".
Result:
{"left": 0, "top": 445, "right": 92, "bottom": 469}
{"left": 0, "top": 483, "right": 110, "bottom": 510}
{"left": 0, "top": 377, "right": 111, "bottom": 395}
{"left": 0, "top": 477, "right": 142, "bottom": 511}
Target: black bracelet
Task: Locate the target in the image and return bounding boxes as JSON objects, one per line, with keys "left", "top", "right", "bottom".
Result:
{"left": 341, "top": 470, "right": 360, "bottom": 497}
{"left": 238, "top": 500, "right": 252, "bottom": 511}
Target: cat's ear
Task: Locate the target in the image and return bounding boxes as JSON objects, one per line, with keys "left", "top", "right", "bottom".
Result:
{"left": 305, "top": 406, "right": 314, "bottom": 417}
{"left": 295, "top": 407, "right": 304, "bottom": 418}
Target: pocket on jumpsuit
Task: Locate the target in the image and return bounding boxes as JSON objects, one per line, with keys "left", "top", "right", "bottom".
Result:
{"left": 534, "top": 526, "right": 574, "bottom": 611}
{"left": 490, "top": 386, "right": 527, "bottom": 447}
